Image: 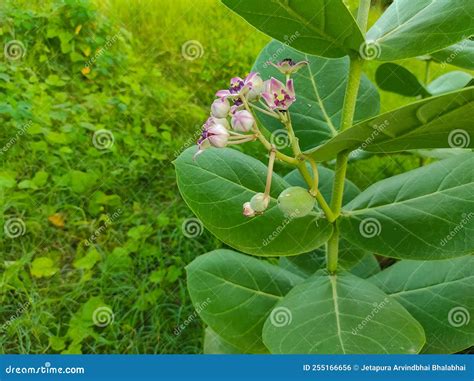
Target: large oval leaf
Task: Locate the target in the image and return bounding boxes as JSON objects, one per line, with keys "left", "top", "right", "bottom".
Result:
{"left": 222, "top": 0, "right": 364, "bottom": 58}
{"left": 186, "top": 249, "right": 303, "bottom": 353}
{"left": 307, "top": 87, "right": 474, "bottom": 161}
{"left": 367, "top": 0, "right": 474, "bottom": 61}
{"left": 175, "top": 147, "right": 333, "bottom": 256}
{"left": 431, "top": 39, "right": 474, "bottom": 71}
{"left": 369, "top": 256, "right": 474, "bottom": 354}
{"left": 252, "top": 40, "right": 380, "bottom": 151}
{"left": 340, "top": 153, "right": 474, "bottom": 260}
{"left": 262, "top": 271, "right": 425, "bottom": 354}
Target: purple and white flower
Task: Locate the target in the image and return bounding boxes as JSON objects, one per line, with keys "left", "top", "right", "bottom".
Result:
{"left": 269, "top": 58, "right": 308, "bottom": 75}
{"left": 231, "top": 110, "right": 254, "bottom": 132}
{"left": 261, "top": 77, "right": 296, "bottom": 111}
{"left": 194, "top": 121, "right": 230, "bottom": 159}
{"left": 216, "top": 72, "right": 264, "bottom": 100}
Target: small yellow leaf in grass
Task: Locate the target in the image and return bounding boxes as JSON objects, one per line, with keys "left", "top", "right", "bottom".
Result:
{"left": 81, "top": 66, "right": 91, "bottom": 76}
{"left": 48, "top": 213, "right": 65, "bottom": 228}
{"left": 75, "top": 24, "right": 82, "bottom": 35}
{"left": 82, "top": 46, "right": 91, "bottom": 57}
{"left": 31, "top": 257, "right": 59, "bottom": 278}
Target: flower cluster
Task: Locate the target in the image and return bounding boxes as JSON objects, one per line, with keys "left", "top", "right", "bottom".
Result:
{"left": 195, "top": 59, "right": 313, "bottom": 218}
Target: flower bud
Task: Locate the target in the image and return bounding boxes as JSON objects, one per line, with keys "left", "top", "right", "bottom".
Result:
{"left": 277, "top": 186, "right": 315, "bottom": 217}
{"left": 247, "top": 74, "right": 264, "bottom": 101}
{"left": 231, "top": 110, "right": 254, "bottom": 132}
{"left": 207, "top": 124, "right": 229, "bottom": 148}
{"left": 211, "top": 98, "right": 230, "bottom": 118}
{"left": 250, "top": 192, "right": 269, "bottom": 213}
{"left": 242, "top": 202, "right": 256, "bottom": 218}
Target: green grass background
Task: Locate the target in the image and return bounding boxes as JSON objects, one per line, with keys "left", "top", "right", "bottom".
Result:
{"left": 0, "top": 0, "right": 469, "bottom": 354}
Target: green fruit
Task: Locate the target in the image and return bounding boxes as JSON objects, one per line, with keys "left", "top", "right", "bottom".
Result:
{"left": 277, "top": 186, "right": 315, "bottom": 217}
{"left": 250, "top": 193, "right": 269, "bottom": 212}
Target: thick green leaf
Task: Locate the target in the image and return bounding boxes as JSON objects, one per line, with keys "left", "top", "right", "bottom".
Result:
{"left": 414, "top": 148, "right": 471, "bottom": 160}
{"left": 279, "top": 240, "right": 380, "bottom": 279}
{"left": 427, "top": 72, "right": 473, "bottom": 96}
{"left": 340, "top": 154, "right": 474, "bottom": 260}
{"left": 252, "top": 40, "right": 380, "bottom": 151}
{"left": 375, "top": 63, "right": 428, "bottom": 97}
{"left": 431, "top": 39, "right": 474, "bottom": 71}
{"left": 369, "top": 256, "right": 474, "bottom": 354}
{"left": 222, "top": 0, "right": 364, "bottom": 58}
{"left": 307, "top": 87, "right": 474, "bottom": 161}
{"left": 186, "top": 249, "right": 303, "bottom": 353}
{"left": 203, "top": 328, "right": 242, "bottom": 354}
{"left": 175, "top": 147, "right": 333, "bottom": 256}
{"left": 283, "top": 164, "right": 360, "bottom": 206}
{"left": 262, "top": 271, "right": 425, "bottom": 354}
{"left": 367, "top": 0, "right": 474, "bottom": 61}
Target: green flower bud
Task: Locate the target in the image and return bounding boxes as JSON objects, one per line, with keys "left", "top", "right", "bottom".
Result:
{"left": 250, "top": 192, "right": 269, "bottom": 213}
{"left": 277, "top": 186, "right": 315, "bottom": 217}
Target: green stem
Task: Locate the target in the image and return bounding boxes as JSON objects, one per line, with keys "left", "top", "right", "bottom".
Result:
{"left": 340, "top": 57, "right": 364, "bottom": 132}
{"left": 330, "top": 151, "right": 350, "bottom": 215}
{"left": 297, "top": 163, "right": 335, "bottom": 222}
{"left": 283, "top": 112, "right": 302, "bottom": 157}
{"left": 264, "top": 149, "right": 276, "bottom": 196}
{"left": 326, "top": 0, "right": 370, "bottom": 274}
{"left": 307, "top": 157, "right": 319, "bottom": 195}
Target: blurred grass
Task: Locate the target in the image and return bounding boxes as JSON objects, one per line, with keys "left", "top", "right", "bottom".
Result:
{"left": 0, "top": 0, "right": 470, "bottom": 355}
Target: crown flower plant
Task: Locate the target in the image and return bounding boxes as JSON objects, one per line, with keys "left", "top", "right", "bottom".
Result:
{"left": 175, "top": 0, "right": 474, "bottom": 355}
